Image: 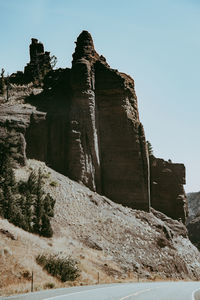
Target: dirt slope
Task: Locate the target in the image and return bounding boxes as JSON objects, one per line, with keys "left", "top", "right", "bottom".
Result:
{"left": 0, "top": 160, "right": 200, "bottom": 296}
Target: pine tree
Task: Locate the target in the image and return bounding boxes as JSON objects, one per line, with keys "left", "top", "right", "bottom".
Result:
{"left": 10, "top": 205, "right": 27, "bottom": 230}
{"left": 147, "top": 140, "right": 153, "bottom": 156}
{"left": 3, "top": 185, "right": 16, "bottom": 220}
{"left": 33, "top": 168, "right": 44, "bottom": 234}
{"left": 0, "top": 154, "right": 17, "bottom": 193}
{"left": 27, "top": 171, "right": 37, "bottom": 194}
{"left": 0, "top": 191, "right": 4, "bottom": 217}
{"left": 43, "top": 193, "right": 55, "bottom": 218}
{"left": 0, "top": 156, "right": 56, "bottom": 237}
{"left": 0, "top": 68, "right": 5, "bottom": 95}
{"left": 41, "top": 214, "right": 53, "bottom": 237}
{"left": 25, "top": 191, "right": 34, "bottom": 232}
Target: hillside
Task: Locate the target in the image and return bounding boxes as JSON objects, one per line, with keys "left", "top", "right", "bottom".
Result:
{"left": 0, "top": 160, "right": 200, "bottom": 297}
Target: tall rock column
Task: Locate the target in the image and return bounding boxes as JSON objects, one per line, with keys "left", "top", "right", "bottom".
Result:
{"left": 68, "top": 31, "right": 101, "bottom": 192}
{"left": 24, "top": 38, "right": 51, "bottom": 84}
{"left": 68, "top": 30, "right": 150, "bottom": 210}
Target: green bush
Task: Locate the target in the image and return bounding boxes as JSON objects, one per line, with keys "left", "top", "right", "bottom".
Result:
{"left": 49, "top": 181, "right": 58, "bottom": 187}
{"left": 36, "top": 254, "right": 80, "bottom": 282}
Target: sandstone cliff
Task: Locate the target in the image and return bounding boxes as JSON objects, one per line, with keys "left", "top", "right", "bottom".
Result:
{"left": 0, "top": 31, "right": 187, "bottom": 221}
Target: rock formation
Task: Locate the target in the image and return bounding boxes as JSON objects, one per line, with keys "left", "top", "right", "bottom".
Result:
{"left": 24, "top": 38, "right": 52, "bottom": 84}
{"left": 186, "top": 192, "right": 200, "bottom": 249}
{"left": 150, "top": 156, "right": 187, "bottom": 223}
{"left": 67, "top": 31, "right": 149, "bottom": 211}
{"left": 187, "top": 215, "right": 200, "bottom": 250}
{"left": 0, "top": 31, "right": 187, "bottom": 221}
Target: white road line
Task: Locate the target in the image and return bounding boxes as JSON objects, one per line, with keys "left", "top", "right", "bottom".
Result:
{"left": 192, "top": 288, "right": 200, "bottom": 300}
{"left": 43, "top": 284, "right": 131, "bottom": 300}
{"left": 119, "top": 287, "right": 160, "bottom": 300}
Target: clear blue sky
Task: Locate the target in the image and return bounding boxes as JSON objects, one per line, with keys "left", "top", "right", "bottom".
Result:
{"left": 0, "top": 0, "right": 199, "bottom": 192}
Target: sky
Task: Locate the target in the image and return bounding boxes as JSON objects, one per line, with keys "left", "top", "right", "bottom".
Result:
{"left": 0, "top": 0, "right": 199, "bottom": 192}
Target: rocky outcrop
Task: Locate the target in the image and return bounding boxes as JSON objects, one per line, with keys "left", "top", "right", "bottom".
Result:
{"left": 187, "top": 192, "right": 200, "bottom": 222}
{"left": 186, "top": 192, "right": 200, "bottom": 249}
{"left": 187, "top": 215, "right": 200, "bottom": 250}
{"left": 0, "top": 105, "right": 32, "bottom": 165}
{"left": 150, "top": 156, "right": 187, "bottom": 223}
{"left": 24, "top": 38, "right": 51, "bottom": 84}
{"left": 66, "top": 31, "right": 149, "bottom": 210}
{"left": 0, "top": 31, "right": 187, "bottom": 221}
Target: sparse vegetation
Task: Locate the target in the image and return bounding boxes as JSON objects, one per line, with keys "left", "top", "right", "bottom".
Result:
{"left": 43, "top": 282, "right": 55, "bottom": 289}
{"left": 147, "top": 140, "right": 153, "bottom": 156}
{"left": 49, "top": 181, "right": 58, "bottom": 187}
{"left": 0, "top": 146, "right": 55, "bottom": 237}
{"left": 0, "top": 68, "right": 5, "bottom": 95}
{"left": 50, "top": 55, "right": 57, "bottom": 69}
{"left": 36, "top": 254, "right": 80, "bottom": 282}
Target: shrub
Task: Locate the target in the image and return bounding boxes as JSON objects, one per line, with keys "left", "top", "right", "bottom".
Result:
{"left": 36, "top": 254, "right": 80, "bottom": 282}
{"left": 44, "top": 282, "right": 55, "bottom": 289}
{"left": 49, "top": 181, "right": 58, "bottom": 187}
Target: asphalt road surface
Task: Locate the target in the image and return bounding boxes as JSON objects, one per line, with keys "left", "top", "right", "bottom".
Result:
{"left": 2, "top": 281, "right": 200, "bottom": 300}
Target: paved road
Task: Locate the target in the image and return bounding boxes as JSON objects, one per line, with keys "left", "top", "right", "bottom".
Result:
{"left": 1, "top": 282, "right": 200, "bottom": 300}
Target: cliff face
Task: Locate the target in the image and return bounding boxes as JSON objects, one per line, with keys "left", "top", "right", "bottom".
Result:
{"left": 150, "top": 157, "right": 187, "bottom": 223}
{"left": 67, "top": 31, "right": 149, "bottom": 210}
{"left": 186, "top": 192, "right": 200, "bottom": 249}
{"left": 0, "top": 31, "right": 187, "bottom": 221}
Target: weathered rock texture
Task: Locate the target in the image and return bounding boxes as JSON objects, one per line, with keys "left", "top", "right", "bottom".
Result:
{"left": 24, "top": 38, "right": 51, "bottom": 83}
{"left": 67, "top": 31, "right": 149, "bottom": 210}
{"left": 187, "top": 192, "right": 200, "bottom": 222}
{"left": 186, "top": 192, "right": 200, "bottom": 249}
{"left": 187, "top": 215, "right": 200, "bottom": 250}
{"left": 0, "top": 105, "right": 32, "bottom": 165}
{"left": 150, "top": 156, "right": 187, "bottom": 223}
{"left": 0, "top": 31, "right": 187, "bottom": 221}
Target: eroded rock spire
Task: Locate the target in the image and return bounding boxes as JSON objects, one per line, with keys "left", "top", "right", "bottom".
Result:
{"left": 72, "top": 30, "right": 99, "bottom": 64}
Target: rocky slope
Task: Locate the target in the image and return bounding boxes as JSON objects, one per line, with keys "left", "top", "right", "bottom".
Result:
{"left": 187, "top": 192, "right": 200, "bottom": 222}
{"left": 186, "top": 192, "right": 200, "bottom": 250}
{"left": 0, "top": 31, "right": 187, "bottom": 222}
{"left": 0, "top": 160, "right": 200, "bottom": 297}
